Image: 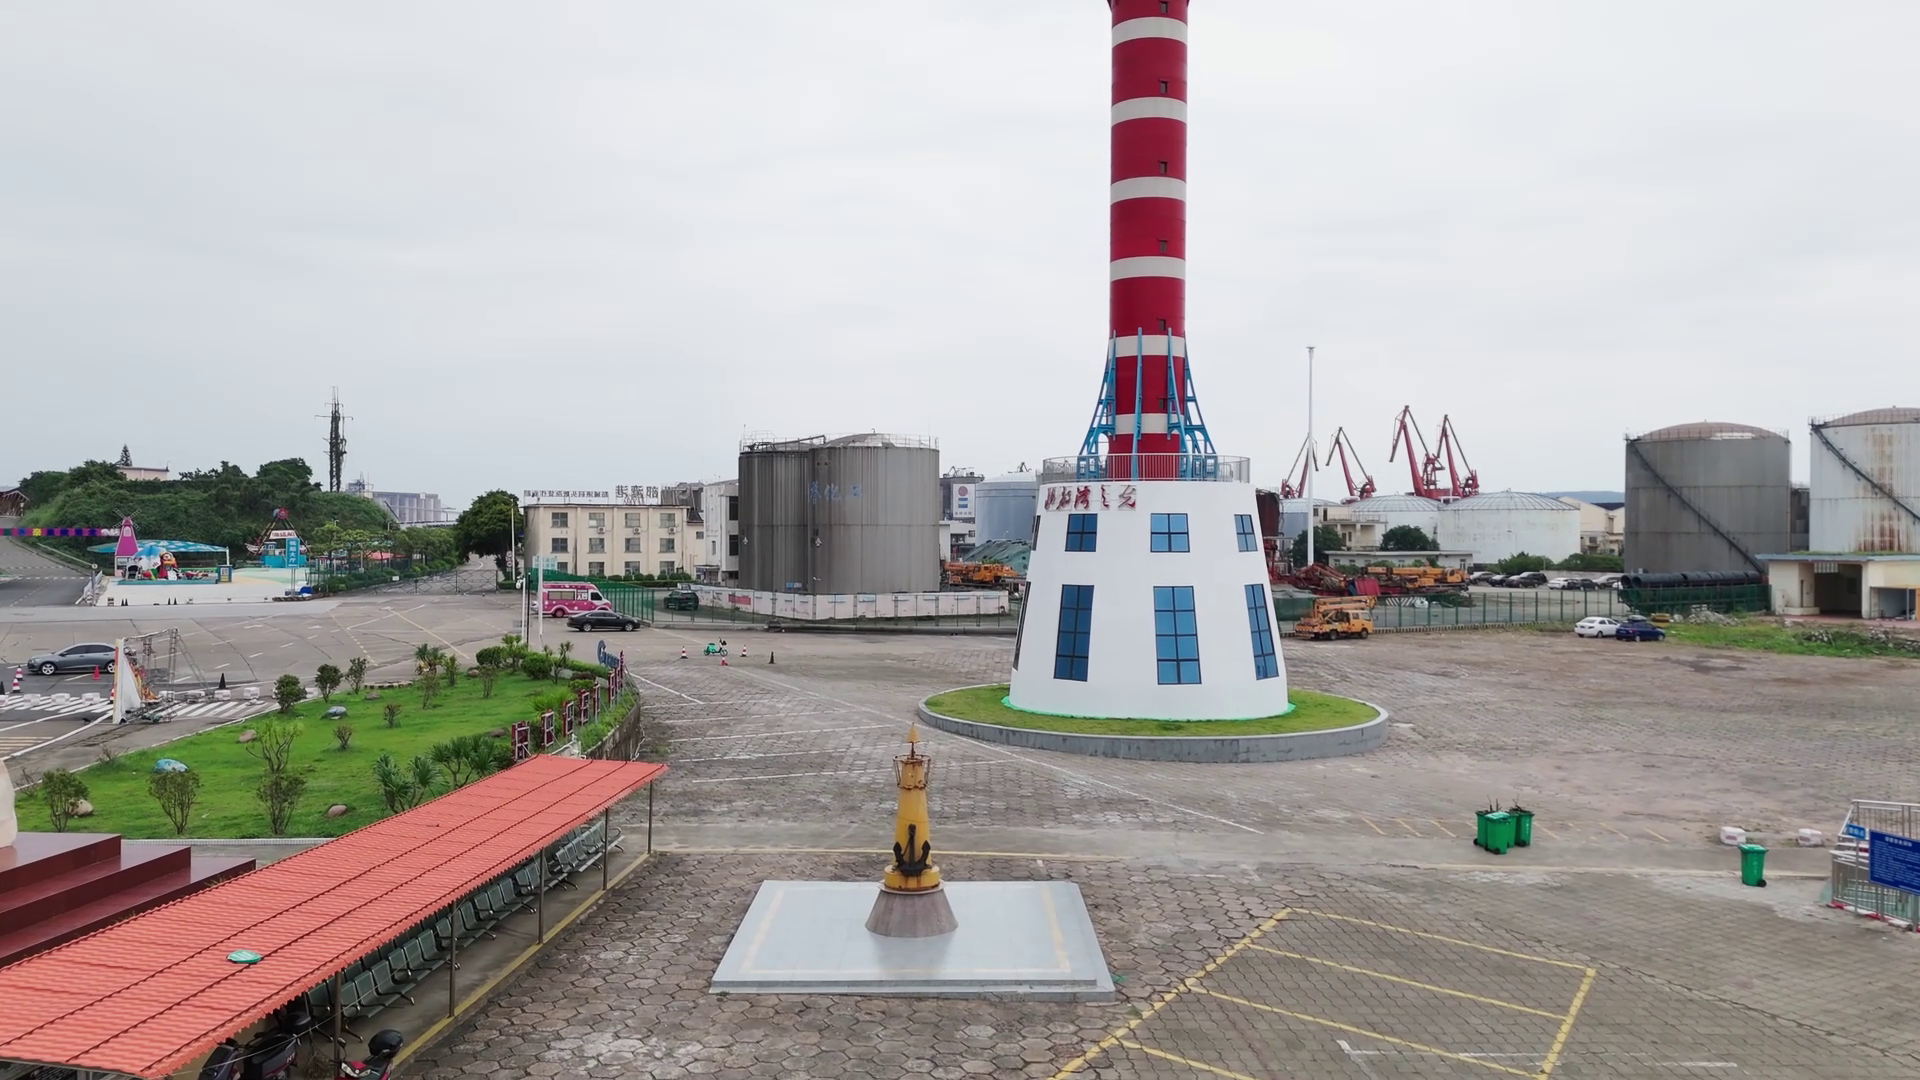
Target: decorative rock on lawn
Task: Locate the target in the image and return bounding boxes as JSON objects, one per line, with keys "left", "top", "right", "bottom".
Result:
{"left": 237, "top": 730, "right": 258, "bottom": 744}
{"left": 73, "top": 800, "right": 94, "bottom": 818}
{"left": 324, "top": 706, "right": 348, "bottom": 720}
{"left": 364, "top": 691, "right": 382, "bottom": 701}
{"left": 326, "top": 805, "right": 350, "bottom": 818}
{"left": 488, "top": 727, "right": 507, "bottom": 738}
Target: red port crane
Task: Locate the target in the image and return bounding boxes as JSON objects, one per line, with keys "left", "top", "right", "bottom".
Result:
{"left": 1388, "top": 406, "right": 1481, "bottom": 498}
{"left": 1322, "top": 427, "right": 1377, "bottom": 501}
{"left": 1434, "top": 414, "right": 1480, "bottom": 498}
{"left": 1278, "top": 436, "right": 1316, "bottom": 500}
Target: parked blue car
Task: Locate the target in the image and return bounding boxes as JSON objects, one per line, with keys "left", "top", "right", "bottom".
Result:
{"left": 1615, "top": 618, "right": 1666, "bottom": 642}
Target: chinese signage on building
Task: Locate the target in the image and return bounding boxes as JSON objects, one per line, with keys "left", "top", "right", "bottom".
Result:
{"left": 952, "top": 484, "right": 974, "bottom": 520}
{"left": 1041, "top": 484, "right": 1137, "bottom": 511}
{"left": 523, "top": 486, "right": 667, "bottom": 504}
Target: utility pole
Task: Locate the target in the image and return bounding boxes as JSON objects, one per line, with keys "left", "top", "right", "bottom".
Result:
{"left": 318, "top": 389, "right": 351, "bottom": 492}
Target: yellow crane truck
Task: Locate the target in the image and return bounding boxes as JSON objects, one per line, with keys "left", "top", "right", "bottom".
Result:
{"left": 1293, "top": 596, "right": 1376, "bottom": 641}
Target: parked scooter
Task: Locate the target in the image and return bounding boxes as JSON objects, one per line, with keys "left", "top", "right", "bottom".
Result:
{"left": 338, "top": 1029, "right": 405, "bottom": 1080}
{"left": 196, "top": 1000, "right": 310, "bottom": 1080}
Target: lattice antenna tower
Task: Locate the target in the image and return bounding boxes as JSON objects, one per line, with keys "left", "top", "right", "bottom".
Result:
{"left": 319, "top": 388, "right": 352, "bottom": 492}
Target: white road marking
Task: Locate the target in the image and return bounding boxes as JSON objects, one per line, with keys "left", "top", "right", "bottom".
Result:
{"left": 632, "top": 674, "right": 703, "bottom": 705}
{"left": 678, "top": 748, "right": 864, "bottom": 763}
{"left": 676, "top": 724, "right": 891, "bottom": 742}
{"left": 248, "top": 652, "right": 263, "bottom": 658}
{"left": 279, "top": 642, "right": 295, "bottom": 648}
{"left": 1336, "top": 1040, "right": 1385, "bottom": 1080}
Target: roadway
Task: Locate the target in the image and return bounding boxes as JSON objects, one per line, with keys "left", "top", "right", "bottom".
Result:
{"left": 0, "top": 531, "right": 90, "bottom": 608}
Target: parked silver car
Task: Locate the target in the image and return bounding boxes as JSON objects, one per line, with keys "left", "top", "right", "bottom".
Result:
{"left": 28, "top": 642, "right": 116, "bottom": 676}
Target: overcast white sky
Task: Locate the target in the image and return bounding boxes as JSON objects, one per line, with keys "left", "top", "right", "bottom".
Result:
{"left": 5, "top": 1, "right": 1917, "bottom": 508}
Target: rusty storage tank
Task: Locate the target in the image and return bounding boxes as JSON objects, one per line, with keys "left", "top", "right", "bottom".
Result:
{"left": 737, "top": 432, "right": 941, "bottom": 594}
{"left": 1624, "top": 422, "right": 1791, "bottom": 574}
{"left": 1810, "top": 408, "right": 1920, "bottom": 554}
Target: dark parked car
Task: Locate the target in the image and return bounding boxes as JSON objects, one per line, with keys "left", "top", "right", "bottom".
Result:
{"left": 1504, "top": 572, "right": 1548, "bottom": 588}
{"left": 662, "top": 588, "right": 700, "bottom": 612}
{"left": 28, "top": 642, "right": 116, "bottom": 676}
{"left": 567, "top": 610, "right": 639, "bottom": 632}
{"left": 1615, "top": 617, "right": 1666, "bottom": 642}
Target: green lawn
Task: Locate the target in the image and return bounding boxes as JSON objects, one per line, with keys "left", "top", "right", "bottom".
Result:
{"left": 923, "top": 685, "right": 1378, "bottom": 737}
{"left": 1656, "top": 619, "right": 1920, "bottom": 660}
{"left": 15, "top": 671, "right": 614, "bottom": 840}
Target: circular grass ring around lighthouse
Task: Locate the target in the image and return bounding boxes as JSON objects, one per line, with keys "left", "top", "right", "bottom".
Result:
{"left": 917, "top": 685, "right": 1387, "bottom": 763}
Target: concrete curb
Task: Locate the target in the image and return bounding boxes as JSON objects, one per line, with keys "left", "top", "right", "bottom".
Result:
{"left": 917, "top": 686, "right": 1389, "bottom": 763}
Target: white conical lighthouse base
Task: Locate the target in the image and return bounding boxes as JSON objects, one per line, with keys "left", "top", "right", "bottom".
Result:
{"left": 1009, "top": 473, "right": 1290, "bottom": 722}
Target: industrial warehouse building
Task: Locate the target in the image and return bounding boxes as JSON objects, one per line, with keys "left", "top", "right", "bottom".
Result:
{"left": 1764, "top": 408, "right": 1920, "bottom": 619}
{"left": 1624, "top": 422, "right": 1793, "bottom": 575}
{"left": 736, "top": 432, "right": 942, "bottom": 595}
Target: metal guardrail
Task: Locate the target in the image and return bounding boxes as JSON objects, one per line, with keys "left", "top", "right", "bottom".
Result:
{"left": 1829, "top": 800, "right": 1920, "bottom": 927}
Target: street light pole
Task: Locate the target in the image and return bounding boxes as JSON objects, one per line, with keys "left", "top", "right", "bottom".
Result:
{"left": 1305, "top": 346, "right": 1316, "bottom": 568}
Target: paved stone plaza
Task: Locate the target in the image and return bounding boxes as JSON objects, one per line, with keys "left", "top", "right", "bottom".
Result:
{"left": 410, "top": 627, "right": 1920, "bottom": 1079}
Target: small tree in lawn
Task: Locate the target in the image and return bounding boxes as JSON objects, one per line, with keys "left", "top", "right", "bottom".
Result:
{"left": 40, "top": 768, "right": 89, "bottom": 833}
{"left": 273, "top": 674, "right": 305, "bottom": 715}
{"left": 478, "top": 662, "right": 500, "bottom": 699}
{"left": 384, "top": 702, "right": 402, "bottom": 728}
{"left": 345, "top": 656, "right": 369, "bottom": 696}
{"left": 414, "top": 642, "right": 435, "bottom": 674}
{"left": 556, "top": 640, "right": 574, "bottom": 677}
{"left": 314, "top": 663, "right": 342, "bottom": 703}
{"left": 257, "top": 770, "right": 308, "bottom": 836}
{"left": 244, "top": 717, "right": 303, "bottom": 777}
{"left": 419, "top": 664, "right": 440, "bottom": 710}
{"left": 148, "top": 769, "right": 203, "bottom": 836}
{"left": 441, "top": 649, "right": 459, "bottom": 688}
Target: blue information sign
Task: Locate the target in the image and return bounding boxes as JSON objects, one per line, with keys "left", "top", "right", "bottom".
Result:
{"left": 1843, "top": 823, "right": 1867, "bottom": 840}
{"left": 1867, "top": 830, "right": 1920, "bottom": 894}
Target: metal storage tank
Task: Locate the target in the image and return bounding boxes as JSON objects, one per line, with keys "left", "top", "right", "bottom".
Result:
{"left": 1439, "top": 490, "right": 1581, "bottom": 565}
{"left": 1347, "top": 493, "right": 1443, "bottom": 547}
{"left": 1624, "top": 422, "right": 1792, "bottom": 574}
{"left": 737, "top": 433, "right": 941, "bottom": 594}
{"left": 973, "top": 471, "right": 1038, "bottom": 543}
{"left": 1810, "top": 408, "right": 1920, "bottom": 554}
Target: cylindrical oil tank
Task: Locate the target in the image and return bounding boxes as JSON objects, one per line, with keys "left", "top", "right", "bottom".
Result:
{"left": 974, "top": 471, "right": 1038, "bottom": 544}
{"left": 738, "top": 433, "right": 941, "bottom": 594}
{"left": 1624, "top": 422, "right": 1791, "bottom": 573}
{"left": 1348, "top": 493, "right": 1443, "bottom": 547}
{"left": 1439, "top": 490, "right": 1581, "bottom": 565}
{"left": 1810, "top": 408, "right": 1920, "bottom": 554}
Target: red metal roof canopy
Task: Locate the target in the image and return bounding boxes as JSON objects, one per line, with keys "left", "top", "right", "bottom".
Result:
{"left": 0, "top": 756, "right": 665, "bottom": 1079}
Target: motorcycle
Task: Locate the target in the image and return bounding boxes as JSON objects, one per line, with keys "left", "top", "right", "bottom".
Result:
{"left": 196, "top": 1000, "right": 310, "bottom": 1080}
{"left": 339, "top": 1029, "right": 405, "bottom": 1079}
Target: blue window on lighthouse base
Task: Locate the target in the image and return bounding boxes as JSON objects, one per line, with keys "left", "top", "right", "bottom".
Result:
{"left": 1150, "top": 513, "right": 1190, "bottom": 553}
{"left": 1153, "top": 585, "right": 1201, "bottom": 685}
{"left": 1235, "top": 514, "right": 1258, "bottom": 552}
{"left": 1245, "top": 583, "right": 1280, "bottom": 680}
{"left": 1054, "top": 585, "right": 1094, "bottom": 681}
{"left": 1065, "top": 513, "right": 1098, "bottom": 552}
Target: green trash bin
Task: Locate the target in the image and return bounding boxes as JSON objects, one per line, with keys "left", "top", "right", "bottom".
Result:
{"left": 1480, "top": 811, "right": 1515, "bottom": 855}
{"left": 1739, "top": 843, "right": 1768, "bottom": 887}
{"left": 1509, "top": 808, "right": 1535, "bottom": 847}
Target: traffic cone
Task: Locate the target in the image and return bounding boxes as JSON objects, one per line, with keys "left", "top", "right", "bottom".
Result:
{"left": 93, "top": 665, "right": 101, "bottom": 681}
{"left": 719, "top": 657, "right": 729, "bottom": 666}
{"left": 679, "top": 648, "right": 688, "bottom": 660}
{"left": 769, "top": 651, "right": 775, "bottom": 665}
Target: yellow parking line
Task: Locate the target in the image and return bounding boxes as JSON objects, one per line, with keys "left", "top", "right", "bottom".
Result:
{"left": 1360, "top": 817, "right": 1387, "bottom": 835}
{"left": 1537, "top": 967, "right": 1599, "bottom": 1077}
{"left": 1248, "top": 945, "right": 1569, "bottom": 1020}
{"left": 1430, "top": 819, "right": 1456, "bottom": 838}
{"left": 1393, "top": 817, "right": 1423, "bottom": 837}
{"left": 1117, "top": 1039, "right": 1263, "bottom": 1080}
{"left": 1293, "top": 910, "right": 1587, "bottom": 970}
{"left": 1193, "top": 988, "right": 1534, "bottom": 1078}
{"left": 1642, "top": 827, "right": 1669, "bottom": 843}
{"left": 1048, "top": 909, "right": 1293, "bottom": 1080}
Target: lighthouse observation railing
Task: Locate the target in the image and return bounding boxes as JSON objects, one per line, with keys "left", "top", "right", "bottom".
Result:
{"left": 1041, "top": 455, "right": 1251, "bottom": 485}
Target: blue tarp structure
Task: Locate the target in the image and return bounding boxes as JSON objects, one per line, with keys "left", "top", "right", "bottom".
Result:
{"left": 87, "top": 539, "right": 227, "bottom": 555}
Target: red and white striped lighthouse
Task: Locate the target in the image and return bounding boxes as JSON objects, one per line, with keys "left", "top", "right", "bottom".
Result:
{"left": 1107, "top": 0, "right": 1189, "bottom": 463}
